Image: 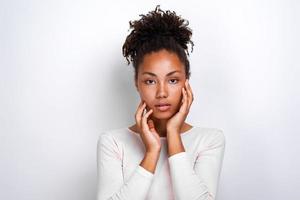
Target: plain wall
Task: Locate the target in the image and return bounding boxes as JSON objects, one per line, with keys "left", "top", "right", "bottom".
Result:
{"left": 0, "top": 0, "right": 299, "bottom": 199}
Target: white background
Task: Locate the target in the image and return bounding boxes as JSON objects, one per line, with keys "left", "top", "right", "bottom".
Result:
{"left": 1, "top": 0, "right": 299, "bottom": 199}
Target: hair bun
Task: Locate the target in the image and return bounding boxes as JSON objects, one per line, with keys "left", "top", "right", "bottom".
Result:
{"left": 127, "top": 5, "right": 194, "bottom": 54}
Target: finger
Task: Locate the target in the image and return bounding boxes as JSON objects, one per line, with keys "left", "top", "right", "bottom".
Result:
{"left": 180, "top": 87, "right": 189, "bottom": 113}
{"left": 148, "top": 120, "right": 158, "bottom": 135}
{"left": 148, "top": 119, "right": 155, "bottom": 130}
{"left": 186, "top": 80, "right": 193, "bottom": 94}
{"left": 135, "top": 102, "right": 146, "bottom": 120}
{"left": 136, "top": 101, "right": 145, "bottom": 113}
{"left": 184, "top": 80, "right": 191, "bottom": 105}
{"left": 185, "top": 80, "right": 193, "bottom": 109}
{"left": 135, "top": 102, "right": 146, "bottom": 128}
{"left": 185, "top": 79, "right": 194, "bottom": 103}
{"left": 141, "top": 109, "right": 153, "bottom": 131}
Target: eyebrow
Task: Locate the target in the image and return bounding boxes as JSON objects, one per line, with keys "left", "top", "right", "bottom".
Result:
{"left": 142, "top": 70, "right": 182, "bottom": 77}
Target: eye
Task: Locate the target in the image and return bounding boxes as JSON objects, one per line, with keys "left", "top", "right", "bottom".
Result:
{"left": 169, "top": 79, "right": 179, "bottom": 84}
{"left": 144, "top": 80, "right": 156, "bottom": 85}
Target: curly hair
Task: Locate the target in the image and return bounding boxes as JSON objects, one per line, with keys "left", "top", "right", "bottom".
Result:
{"left": 122, "top": 5, "right": 194, "bottom": 81}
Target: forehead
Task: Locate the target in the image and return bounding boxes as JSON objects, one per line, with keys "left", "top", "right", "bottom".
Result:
{"left": 139, "top": 49, "right": 184, "bottom": 75}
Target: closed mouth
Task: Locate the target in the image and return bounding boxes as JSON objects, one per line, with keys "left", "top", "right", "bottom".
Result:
{"left": 154, "top": 103, "right": 171, "bottom": 112}
{"left": 155, "top": 103, "right": 171, "bottom": 107}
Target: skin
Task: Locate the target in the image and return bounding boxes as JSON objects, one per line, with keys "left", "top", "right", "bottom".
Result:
{"left": 128, "top": 49, "right": 194, "bottom": 158}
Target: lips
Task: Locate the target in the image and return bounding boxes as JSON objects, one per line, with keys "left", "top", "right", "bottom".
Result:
{"left": 155, "top": 103, "right": 171, "bottom": 107}
{"left": 155, "top": 103, "right": 171, "bottom": 112}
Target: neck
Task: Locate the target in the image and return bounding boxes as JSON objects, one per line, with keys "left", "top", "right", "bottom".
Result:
{"left": 150, "top": 116, "right": 168, "bottom": 137}
{"left": 129, "top": 119, "right": 191, "bottom": 138}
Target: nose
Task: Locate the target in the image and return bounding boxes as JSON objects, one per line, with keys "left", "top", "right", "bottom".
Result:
{"left": 156, "top": 82, "right": 168, "bottom": 98}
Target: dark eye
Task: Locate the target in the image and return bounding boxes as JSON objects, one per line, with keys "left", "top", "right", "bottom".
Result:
{"left": 145, "top": 80, "right": 156, "bottom": 85}
{"left": 169, "top": 79, "right": 179, "bottom": 84}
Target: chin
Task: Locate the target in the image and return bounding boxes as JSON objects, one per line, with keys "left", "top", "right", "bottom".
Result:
{"left": 152, "top": 110, "right": 174, "bottom": 120}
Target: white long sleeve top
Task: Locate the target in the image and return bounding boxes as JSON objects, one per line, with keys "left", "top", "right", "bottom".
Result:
{"left": 96, "top": 126, "right": 225, "bottom": 200}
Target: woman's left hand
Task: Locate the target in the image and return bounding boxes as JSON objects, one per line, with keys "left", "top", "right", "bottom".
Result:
{"left": 166, "top": 79, "right": 194, "bottom": 134}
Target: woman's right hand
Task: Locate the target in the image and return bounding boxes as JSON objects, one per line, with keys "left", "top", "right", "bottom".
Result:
{"left": 135, "top": 100, "right": 162, "bottom": 154}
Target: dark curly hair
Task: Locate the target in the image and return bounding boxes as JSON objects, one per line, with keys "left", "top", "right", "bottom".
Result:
{"left": 122, "top": 5, "right": 194, "bottom": 81}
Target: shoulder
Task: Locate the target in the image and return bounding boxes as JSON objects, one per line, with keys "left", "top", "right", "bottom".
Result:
{"left": 97, "top": 127, "right": 129, "bottom": 147}
{"left": 97, "top": 128, "right": 130, "bottom": 157}
{"left": 97, "top": 126, "right": 137, "bottom": 145}
{"left": 98, "top": 127, "right": 128, "bottom": 139}
{"left": 193, "top": 126, "right": 226, "bottom": 146}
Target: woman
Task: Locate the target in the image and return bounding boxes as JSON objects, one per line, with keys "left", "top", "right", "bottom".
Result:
{"left": 97, "top": 5, "right": 225, "bottom": 200}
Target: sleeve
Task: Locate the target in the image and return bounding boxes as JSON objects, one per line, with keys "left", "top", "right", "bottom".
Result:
{"left": 97, "top": 133, "right": 154, "bottom": 200}
{"left": 168, "top": 130, "right": 226, "bottom": 200}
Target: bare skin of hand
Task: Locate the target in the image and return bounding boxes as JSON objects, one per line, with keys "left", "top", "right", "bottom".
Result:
{"left": 166, "top": 79, "right": 194, "bottom": 134}
{"left": 135, "top": 100, "right": 162, "bottom": 153}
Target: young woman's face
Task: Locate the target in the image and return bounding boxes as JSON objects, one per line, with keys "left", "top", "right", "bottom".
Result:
{"left": 135, "top": 49, "right": 187, "bottom": 120}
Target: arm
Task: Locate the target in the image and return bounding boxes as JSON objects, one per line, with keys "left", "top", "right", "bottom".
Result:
{"left": 97, "top": 133, "right": 156, "bottom": 200}
{"left": 140, "top": 151, "right": 160, "bottom": 174}
{"left": 168, "top": 130, "right": 226, "bottom": 200}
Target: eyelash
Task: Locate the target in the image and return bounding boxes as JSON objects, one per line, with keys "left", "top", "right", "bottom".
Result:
{"left": 144, "top": 79, "right": 179, "bottom": 85}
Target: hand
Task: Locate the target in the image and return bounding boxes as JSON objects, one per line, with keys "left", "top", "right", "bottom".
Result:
{"left": 135, "top": 100, "right": 162, "bottom": 153}
{"left": 166, "top": 79, "right": 194, "bottom": 133}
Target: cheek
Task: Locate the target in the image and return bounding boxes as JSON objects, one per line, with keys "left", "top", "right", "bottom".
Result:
{"left": 174, "top": 90, "right": 183, "bottom": 107}
{"left": 171, "top": 86, "right": 183, "bottom": 99}
{"left": 163, "top": 87, "right": 182, "bottom": 112}
{"left": 138, "top": 88, "right": 155, "bottom": 106}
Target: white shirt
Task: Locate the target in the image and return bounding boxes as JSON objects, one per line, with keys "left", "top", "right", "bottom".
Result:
{"left": 97, "top": 126, "right": 225, "bottom": 200}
